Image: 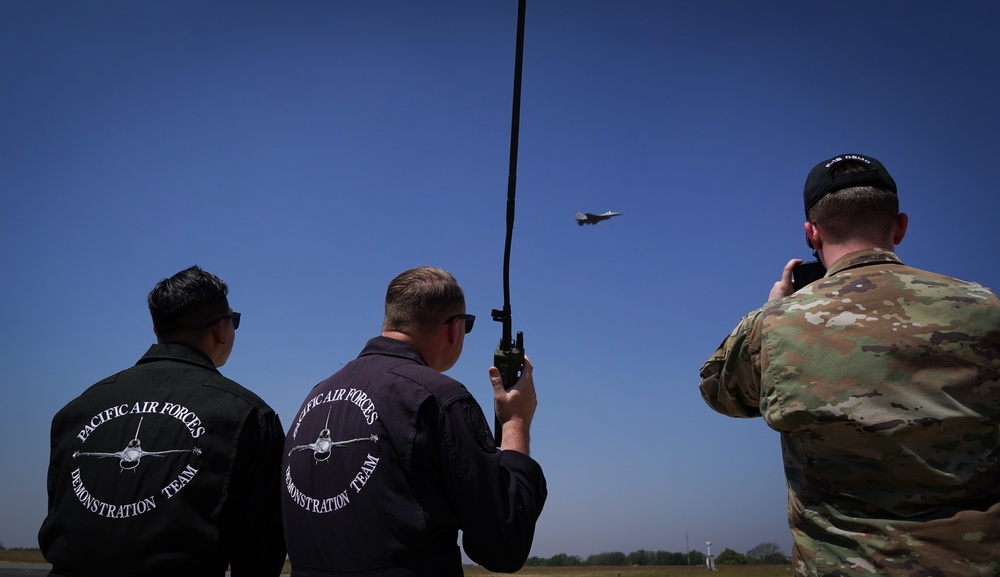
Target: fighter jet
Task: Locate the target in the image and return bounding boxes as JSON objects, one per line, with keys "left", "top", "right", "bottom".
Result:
{"left": 575, "top": 211, "right": 622, "bottom": 226}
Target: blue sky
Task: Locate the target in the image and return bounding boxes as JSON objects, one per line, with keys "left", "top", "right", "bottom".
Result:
{"left": 2, "top": 0, "right": 999, "bottom": 560}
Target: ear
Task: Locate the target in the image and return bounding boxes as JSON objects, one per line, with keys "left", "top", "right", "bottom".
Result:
{"left": 444, "top": 316, "right": 459, "bottom": 345}
{"left": 804, "top": 221, "right": 822, "bottom": 250}
{"left": 210, "top": 319, "right": 228, "bottom": 344}
{"left": 892, "top": 212, "right": 908, "bottom": 245}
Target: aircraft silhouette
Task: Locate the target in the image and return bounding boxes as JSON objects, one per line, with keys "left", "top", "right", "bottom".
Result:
{"left": 575, "top": 211, "right": 622, "bottom": 226}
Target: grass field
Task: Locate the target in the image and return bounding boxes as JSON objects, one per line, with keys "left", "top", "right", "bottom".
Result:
{"left": 0, "top": 549, "right": 791, "bottom": 576}
{"left": 465, "top": 566, "right": 792, "bottom": 577}
{"left": 0, "top": 549, "right": 46, "bottom": 564}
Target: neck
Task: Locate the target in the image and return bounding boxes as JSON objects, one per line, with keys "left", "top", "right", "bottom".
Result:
{"left": 382, "top": 330, "right": 444, "bottom": 371}
{"left": 821, "top": 241, "right": 894, "bottom": 268}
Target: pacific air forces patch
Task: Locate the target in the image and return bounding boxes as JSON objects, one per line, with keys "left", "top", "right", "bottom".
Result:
{"left": 464, "top": 402, "right": 497, "bottom": 453}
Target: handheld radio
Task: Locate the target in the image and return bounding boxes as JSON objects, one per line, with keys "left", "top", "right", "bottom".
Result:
{"left": 491, "top": 0, "right": 527, "bottom": 446}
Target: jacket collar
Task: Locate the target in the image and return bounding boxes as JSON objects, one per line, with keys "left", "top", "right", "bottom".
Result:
{"left": 826, "top": 248, "right": 904, "bottom": 276}
{"left": 359, "top": 335, "right": 428, "bottom": 366}
{"left": 136, "top": 343, "right": 220, "bottom": 373}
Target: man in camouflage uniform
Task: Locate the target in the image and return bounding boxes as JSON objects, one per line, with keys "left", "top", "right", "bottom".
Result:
{"left": 699, "top": 153, "right": 1000, "bottom": 576}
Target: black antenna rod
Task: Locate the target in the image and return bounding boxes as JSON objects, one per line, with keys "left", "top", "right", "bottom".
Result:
{"left": 502, "top": 0, "right": 525, "bottom": 317}
{"left": 491, "top": 0, "right": 527, "bottom": 446}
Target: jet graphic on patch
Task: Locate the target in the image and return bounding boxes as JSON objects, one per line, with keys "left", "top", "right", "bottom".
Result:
{"left": 73, "top": 417, "right": 202, "bottom": 471}
{"left": 288, "top": 407, "right": 378, "bottom": 462}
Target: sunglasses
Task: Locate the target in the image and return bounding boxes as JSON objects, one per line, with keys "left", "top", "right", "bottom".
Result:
{"left": 206, "top": 311, "right": 241, "bottom": 330}
{"left": 443, "top": 313, "right": 475, "bottom": 334}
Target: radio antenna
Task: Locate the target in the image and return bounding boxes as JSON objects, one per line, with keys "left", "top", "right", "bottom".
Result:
{"left": 491, "top": 0, "right": 527, "bottom": 446}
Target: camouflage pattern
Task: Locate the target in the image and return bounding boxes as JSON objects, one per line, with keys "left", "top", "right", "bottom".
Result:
{"left": 700, "top": 248, "right": 1000, "bottom": 577}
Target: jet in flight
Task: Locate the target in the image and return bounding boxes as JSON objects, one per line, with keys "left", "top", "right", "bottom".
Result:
{"left": 575, "top": 211, "right": 622, "bottom": 226}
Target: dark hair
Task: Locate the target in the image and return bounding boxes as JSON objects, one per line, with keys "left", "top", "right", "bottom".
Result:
{"left": 383, "top": 266, "right": 465, "bottom": 336}
{"left": 148, "top": 266, "right": 230, "bottom": 338}
{"left": 807, "top": 161, "right": 899, "bottom": 245}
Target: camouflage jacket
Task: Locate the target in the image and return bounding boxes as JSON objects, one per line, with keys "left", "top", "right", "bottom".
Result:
{"left": 699, "top": 249, "right": 1000, "bottom": 577}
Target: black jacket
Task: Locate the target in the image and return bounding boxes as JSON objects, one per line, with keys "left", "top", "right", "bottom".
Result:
{"left": 281, "top": 336, "right": 546, "bottom": 577}
{"left": 39, "top": 343, "right": 286, "bottom": 577}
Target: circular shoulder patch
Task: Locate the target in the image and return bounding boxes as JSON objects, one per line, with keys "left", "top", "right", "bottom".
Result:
{"left": 463, "top": 402, "right": 497, "bottom": 453}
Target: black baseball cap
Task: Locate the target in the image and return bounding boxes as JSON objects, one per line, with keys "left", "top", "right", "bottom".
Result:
{"left": 803, "top": 153, "right": 896, "bottom": 217}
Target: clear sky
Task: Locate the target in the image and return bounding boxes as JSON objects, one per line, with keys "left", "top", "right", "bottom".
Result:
{"left": 2, "top": 0, "right": 999, "bottom": 561}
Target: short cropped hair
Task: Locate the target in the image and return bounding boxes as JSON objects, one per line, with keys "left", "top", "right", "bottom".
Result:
{"left": 148, "top": 266, "right": 230, "bottom": 339}
{"left": 383, "top": 266, "right": 465, "bottom": 337}
{"left": 807, "top": 161, "right": 899, "bottom": 245}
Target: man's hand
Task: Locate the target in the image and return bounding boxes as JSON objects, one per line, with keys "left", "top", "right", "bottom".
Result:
{"left": 489, "top": 355, "right": 536, "bottom": 455}
{"left": 769, "top": 259, "right": 802, "bottom": 301}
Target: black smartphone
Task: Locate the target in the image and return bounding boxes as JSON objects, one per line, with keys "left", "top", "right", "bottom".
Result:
{"left": 792, "top": 260, "right": 826, "bottom": 291}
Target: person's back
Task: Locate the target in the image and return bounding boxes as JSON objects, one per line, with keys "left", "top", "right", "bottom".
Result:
{"left": 700, "top": 153, "right": 1000, "bottom": 575}
{"left": 39, "top": 266, "right": 286, "bottom": 577}
{"left": 757, "top": 250, "right": 1000, "bottom": 570}
{"left": 281, "top": 266, "right": 546, "bottom": 577}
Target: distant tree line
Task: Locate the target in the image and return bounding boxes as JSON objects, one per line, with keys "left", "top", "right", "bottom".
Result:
{"left": 524, "top": 542, "right": 789, "bottom": 566}
{"left": 0, "top": 544, "right": 40, "bottom": 551}
{"left": 716, "top": 542, "right": 789, "bottom": 565}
